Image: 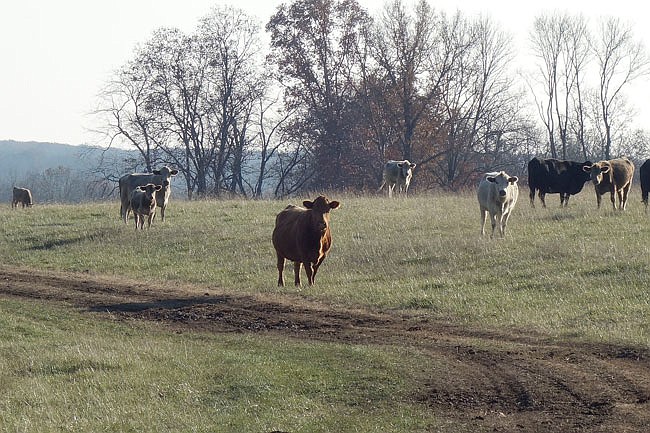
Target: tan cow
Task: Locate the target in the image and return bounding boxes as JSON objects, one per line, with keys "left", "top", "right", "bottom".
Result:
{"left": 477, "top": 171, "right": 519, "bottom": 238}
{"left": 12, "top": 187, "right": 33, "bottom": 208}
{"left": 119, "top": 166, "right": 178, "bottom": 223}
{"left": 582, "top": 157, "right": 634, "bottom": 210}
{"left": 130, "top": 183, "right": 162, "bottom": 230}
{"left": 272, "top": 195, "right": 341, "bottom": 286}
{"left": 378, "top": 160, "right": 417, "bottom": 198}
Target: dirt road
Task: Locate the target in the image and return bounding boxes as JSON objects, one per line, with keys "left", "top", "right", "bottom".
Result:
{"left": 1, "top": 265, "right": 649, "bottom": 432}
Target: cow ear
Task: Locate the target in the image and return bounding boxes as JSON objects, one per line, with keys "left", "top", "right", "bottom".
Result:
{"left": 171, "top": 170, "right": 179, "bottom": 175}
{"left": 601, "top": 165, "right": 610, "bottom": 173}
{"left": 509, "top": 176, "right": 518, "bottom": 184}
{"left": 583, "top": 165, "right": 592, "bottom": 172}
{"left": 329, "top": 201, "right": 340, "bottom": 210}
{"left": 486, "top": 176, "right": 496, "bottom": 183}
{"left": 155, "top": 185, "right": 162, "bottom": 191}
{"left": 153, "top": 170, "right": 161, "bottom": 175}
{"left": 410, "top": 163, "right": 416, "bottom": 169}
{"left": 303, "top": 200, "right": 314, "bottom": 209}
{"left": 397, "top": 162, "right": 404, "bottom": 167}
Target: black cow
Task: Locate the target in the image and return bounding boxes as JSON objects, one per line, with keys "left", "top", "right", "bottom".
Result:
{"left": 640, "top": 159, "right": 650, "bottom": 212}
{"left": 527, "top": 157, "right": 592, "bottom": 207}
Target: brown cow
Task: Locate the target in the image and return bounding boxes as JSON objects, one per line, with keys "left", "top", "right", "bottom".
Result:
{"left": 12, "top": 187, "right": 33, "bottom": 208}
{"left": 129, "top": 183, "right": 162, "bottom": 230}
{"left": 583, "top": 157, "right": 635, "bottom": 210}
{"left": 272, "top": 195, "right": 341, "bottom": 286}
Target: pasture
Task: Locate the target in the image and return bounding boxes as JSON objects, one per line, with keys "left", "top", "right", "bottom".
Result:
{"left": 1, "top": 191, "right": 650, "bottom": 432}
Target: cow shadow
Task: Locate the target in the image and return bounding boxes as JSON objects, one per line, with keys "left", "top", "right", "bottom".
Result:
{"left": 28, "top": 228, "right": 117, "bottom": 251}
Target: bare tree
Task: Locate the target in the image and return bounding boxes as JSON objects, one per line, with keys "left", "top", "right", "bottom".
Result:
{"left": 566, "top": 15, "right": 591, "bottom": 159}
{"left": 429, "top": 13, "right": 519, "bottom": 188}
{"left": 366, "top": 0, "right": 438, "bottom": 162}
{"left": 97, "top": 6, "right": 266, "bottom": 199}
{"left": 529, "top": 13, "right": 571, "bottom": 159}
{"left": 592, "top": 17, "right": 650, "bottom": 159}
{"left": 95, "top": 58, "right": 165, "bottom": 172}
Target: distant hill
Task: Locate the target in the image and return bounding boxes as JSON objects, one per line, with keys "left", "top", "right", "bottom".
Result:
{"left": 0, "top": 140, "right": 277, "bottom": 203}
{"left": 0, "top": 140, "right": 135, "bottom": 203}
{"left": 0, "top": 140, "right": 131, "bottom": 176}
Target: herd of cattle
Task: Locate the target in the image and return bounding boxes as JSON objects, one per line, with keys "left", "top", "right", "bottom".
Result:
{"left": 7, "top": 157, "right": 650, "bottom": 285}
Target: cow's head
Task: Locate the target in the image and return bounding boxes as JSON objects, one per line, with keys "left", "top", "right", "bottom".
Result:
{"left": 137, "top": 183, "right": 163, "bottom": 199}
{"left": 487, "top": 172, "right": 518, "bottom": 201}
{"left": 397, "top": 160, "right": 417, "bottom": 179}
{"left": 583, "top": 161, "right": 610, "bottom": 185}
{"left": 303, "top": 196, "right": 341, "bottom": 233}
{"left": 152, "top": 166, "right": 179, "bottom": 182}
{"left": 578, "top": 161, "right": 593, "bottom": 182}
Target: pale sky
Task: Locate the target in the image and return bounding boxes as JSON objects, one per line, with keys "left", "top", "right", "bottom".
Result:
{"left": 1, "top": 0, "right": 648, "bottom": 146}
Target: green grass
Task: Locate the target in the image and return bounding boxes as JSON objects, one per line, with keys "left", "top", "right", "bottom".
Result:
{"left": 2, "top": 192, "right": 650, "bottom": 431}
{"left": 2, "top": 193, "right": 649, "bottom": 344}
{"left": 0, "top": 297, "right": 436, "bottom": 433}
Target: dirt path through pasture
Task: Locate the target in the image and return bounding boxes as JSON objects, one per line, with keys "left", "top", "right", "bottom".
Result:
{"left": 1, "top": 265, "right": 649, "bottom": 432}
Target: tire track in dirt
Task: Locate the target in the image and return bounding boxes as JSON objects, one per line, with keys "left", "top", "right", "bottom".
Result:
{"left": 1, "top": 265, "right": 649, "bottom": 432}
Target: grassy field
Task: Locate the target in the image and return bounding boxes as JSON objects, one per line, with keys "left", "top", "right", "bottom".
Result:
{"left": 2, "top": 192, "right": 650, "bottom": 343}
{"left": 1, "top": 191, "right": 650, "bottom": 431}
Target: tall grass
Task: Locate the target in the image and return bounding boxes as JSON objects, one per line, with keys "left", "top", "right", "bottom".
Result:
{"left": 1, "top": 191, "right": 650, "bottom": 345}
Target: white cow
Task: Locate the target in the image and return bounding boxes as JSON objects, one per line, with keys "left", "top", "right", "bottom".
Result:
{"left": 477, "top": 171, "right": 519, "bottom": 238}
{"left": 119, "top": 166, "right": 178, "bottom": 223}
{"left": 377, "top": 160, "right": 417, "bottom": 198}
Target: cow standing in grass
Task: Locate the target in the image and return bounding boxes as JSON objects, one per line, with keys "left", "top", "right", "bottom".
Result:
{"left": 583, "top": 158, "right": 634, "bottom": 210}
{"left": 378, "top": 160, "right": 417, "bottom": 198}
{"left": 130, "top": 184, "right": 162, "bottom": 230}
{"left": 119, "top": 166, "right": 178, "bottom": 223}
{"left": 478, "top": 171, "right": 519, "bottom": 238}
{"left": 640, "top": 159, "right": 650, "bottom": 212}
{"left": 272, "top": 196, "right": 341, "bottom": 286}
{"left": 12, "top": 187, "right": 33, "bottom": 208}
{"left": 527, "top": 157, "right": 592, "bottom": 208}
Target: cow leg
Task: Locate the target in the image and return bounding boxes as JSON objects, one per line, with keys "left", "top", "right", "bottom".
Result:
{"left": 147, "top": 213, "right": 154, "bottom": 228}
{"left": 121, "top": 204, "right": 130, "bottom": 224}
{"left": 539, "top": 192, "right": 547, "bottom": 208}
{"left": 480, "top": 208, "right": 488, "bottom": 235}
{"left": 293, "top": 262, "right": 302, "bottom": 286}
{"left": 160, "top": 206, "right": 165, "bottom": 222}
{"left": 500, "top": 211, "right": 511, "bottom": 237}
{"left": 388, "top": 184, "right": 394, "bottom": 198}
{"left": 312, "top": 256, "right": 326, "bottom": 283}
{"left": 561, "top": 194, "right": 570, "bottom": 207}
{"left": 596, "top": 192, "right": 602, "bottom": 208}
{"left": 490, "top": 212, "right": 498, "bottom": 238}
{"left": 610, "top": 190, "right": 617, "bottom": 210}
{"left": 276, "top": 254, "right": 285, "bottom": 286}
{"left": 304, "top": 262, "right": 315, "bottom": 285}
{"left": 621, "top": 185, "right": 629, "bottom": 210}
{"left": 529, "top": 188, "right": 535, "bottom": 208}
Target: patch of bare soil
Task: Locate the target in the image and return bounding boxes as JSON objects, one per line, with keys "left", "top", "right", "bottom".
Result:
{"left": 1, "top": 265, "right": 649, "bottom": 432}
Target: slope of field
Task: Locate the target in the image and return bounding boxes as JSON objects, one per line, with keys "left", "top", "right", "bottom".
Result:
{"left": 1, "top": 193, "right": 650, "bottom": 431}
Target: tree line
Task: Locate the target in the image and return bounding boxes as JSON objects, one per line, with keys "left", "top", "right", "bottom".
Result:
{"left": 94, "top": 0, "right": 650, "bottom": 199}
